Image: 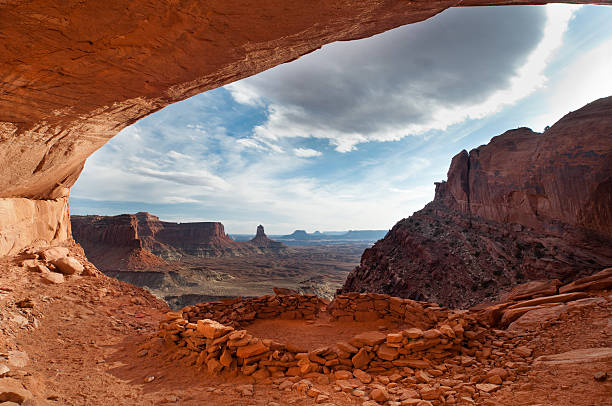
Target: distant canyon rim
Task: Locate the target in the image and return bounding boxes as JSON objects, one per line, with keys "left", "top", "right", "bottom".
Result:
{"left": 1, "top": 0, "right": 612, "bottom": 258}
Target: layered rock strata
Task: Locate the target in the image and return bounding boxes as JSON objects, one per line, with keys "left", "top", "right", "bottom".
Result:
{"left": 71, "top": 213, "right": 287, "bottom": 271}
{"left": 341, "top": 97, "right": 612, "bottom": 307}
{"left": 2, "top": 0, "right": 611, "bottom": 256}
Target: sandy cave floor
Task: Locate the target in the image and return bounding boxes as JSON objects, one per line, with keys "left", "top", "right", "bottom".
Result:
{"left": 1, "top": 252, "right": 611, "bottom": 406}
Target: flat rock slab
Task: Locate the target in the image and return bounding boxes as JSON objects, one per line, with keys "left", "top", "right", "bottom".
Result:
{"left": 534, "top": 348, "right": 612, "bottom": 365}
{"left": 0, "top": 378, "right": 33, "bottom": 403}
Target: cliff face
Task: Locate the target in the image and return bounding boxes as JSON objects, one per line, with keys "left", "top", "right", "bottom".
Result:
{"left": 71, "top": 214, "right": 287, "bottom": 270}
{"left": 341, "top": 97, "right": 612, "bottom": 308}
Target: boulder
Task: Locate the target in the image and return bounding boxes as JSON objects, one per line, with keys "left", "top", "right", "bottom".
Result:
{"left": 0, "top": 378, "right": 33, "bottom": 403}
{"left": 40, "top": 271, "right": 65, "bottom": 285}
{"left": 50, "top": 257, "right": 83, "bottom": 275}
{"left": 40, "top": 247, "right": 70, "bottom": 263}
{"left": 507, "top": 305, "right": 567, "bottom": 333}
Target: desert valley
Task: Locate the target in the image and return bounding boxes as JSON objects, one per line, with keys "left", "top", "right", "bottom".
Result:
{"left": 1, "top": 1, "right": 612, "bottom": 406}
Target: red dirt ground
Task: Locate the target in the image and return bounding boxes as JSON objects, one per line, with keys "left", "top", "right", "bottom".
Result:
{"left": 1, "top": 250, "right": 610, "bottom": 405}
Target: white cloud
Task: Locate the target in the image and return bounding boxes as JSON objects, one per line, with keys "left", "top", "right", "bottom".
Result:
{"left": 293, "top": 148, "right": 322, "bottom": 158}
{"left": 227, "top": 6, "right": 579, "bottom": 152}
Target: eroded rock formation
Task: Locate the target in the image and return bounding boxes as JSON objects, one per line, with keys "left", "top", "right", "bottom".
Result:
{"left": 341, "top": 97, "right": 612, "bottom": 307}
{"left": 1, "top": 0, "right": 611, "bottom": 256}
{"left": 250, "top": 225, "right": 287, "bottom": 252}
{"left": 71, "top": 213, "right": 287, "bottom": 270}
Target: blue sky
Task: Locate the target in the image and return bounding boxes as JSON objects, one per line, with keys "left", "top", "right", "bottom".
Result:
{"left": 71, "top": 5, "right": 612, "bottom": 234}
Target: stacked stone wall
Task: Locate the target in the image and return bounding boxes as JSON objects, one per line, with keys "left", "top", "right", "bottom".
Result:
{"left": 158, "top": 293, "right": 483, "bottom": 380}
{"left": 327, "top": 293, "right": 444, "bottom": 327}
{"left": 179, "top": 294, "right": 326, "bottom": 328}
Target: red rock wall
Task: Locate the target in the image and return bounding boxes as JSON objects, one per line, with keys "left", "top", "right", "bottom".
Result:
{"left": 71, "top": 214, "right": 142, "bottom": 249}
{"left": 342, "top": 98, "right": 612, "bottom": 307}
{"left": 0, "top": 197, "right": 71, "bottom": 255}
{"left": 436, "top": 99, "right": 612, "bottom": 237}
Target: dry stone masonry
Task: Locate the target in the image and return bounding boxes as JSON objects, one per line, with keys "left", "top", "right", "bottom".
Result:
{"left": 155, "top": 270, "right": 610, "bottom": 405}
{"left": 179, "top": 294, "right": 327, "bottom": 328}
{"left": 158, "top": 293, "right": 483, "bottom": 380}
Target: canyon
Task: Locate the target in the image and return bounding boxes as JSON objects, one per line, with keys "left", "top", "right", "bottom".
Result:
{"left": 341, "top": 96, "right": 612, "bottom": 307}
{"left": 71, "top": 212, "right": 358, "bottom": 308}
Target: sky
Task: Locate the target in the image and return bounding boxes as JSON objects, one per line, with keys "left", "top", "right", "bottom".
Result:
{"left": 70, "top": 5, "right": 612, "bottom": 234}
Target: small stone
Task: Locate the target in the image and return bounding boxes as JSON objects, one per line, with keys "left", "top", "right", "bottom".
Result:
{"left": 377, "top": 344, "right": 399, "bottom": 361}
{"left": 387, "top": 333, "right": 403, "bottom": 343}
{"left": 236, "top": 341, "right": 268, "bottom": 359}
{"left": 15, "top": 299, "right": 34, "bottom": 308}
{"left": 316, "top": 394, "right": 330, "bottom": 404}
{"left": 353, "top": 369, "right": 372, "bottom": 384}
{"left": 403, "top": 328, "right": 424, "bottom": 339}
{"left": 370, "top": 388, "right": 389, "bottom": 402}
{"left": 334, "top": 370, "right": 353, "bottom": 380}
{"left": 352, "top": 389, "right": 366, "bottom": 397}
{"left": 514, "top": 346, "right": 532, "bottom": 358}
{"left": 593, "top": 371, "right": 608, "bottom": 382}
{"left": 197, "top": 319, "right": 233, "bottom": 339}
{"left": 350, "top": 331, "right": 387, "bottom": 347}
{"left": 352, "top": 348, "right": 371, "bottom": 369}
{"left": 486, "top": 368, "right": 508, "bottom": 380}
{"left": 40, "top": 272, "right": 65, "bottom": 284}
{"left": 0, "top": 365, "right": 9, "bottom": 377}
{"left": 476, "top": 383, "right": 499, "bottom": 393}
{"left": 144, "top": 376, "right": 155, "bottom": 383}
{"left": 487, "top": 375, "right": 503, "bottom": 385}
{"left": 237, "top": 384, "right": 254, "bottom": 396}
{"left": 422, "top": 329, "right": 442, "bottom": 339}
{"left": 279, "top": 380, "right": 293, "bottom": 391}
{"left": 7, "top": 351, "right": 29, "bottom": 368}
{"left": 316, "top": 374, "right": 330, "bottom": 385}
{"left": 161, "top": 394, "right": 179, "bottom": 403}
